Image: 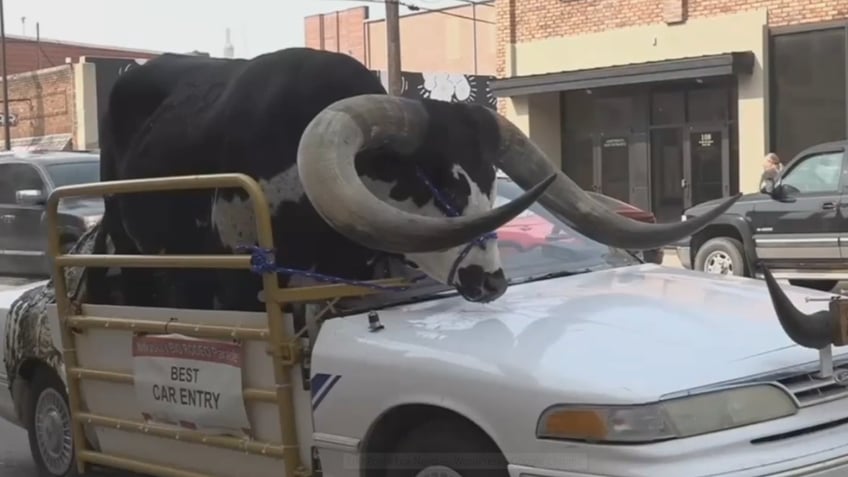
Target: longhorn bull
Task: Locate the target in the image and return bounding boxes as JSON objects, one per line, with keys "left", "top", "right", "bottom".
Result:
{"left": 77, "top": 47, "right": 737, "bottom": 311}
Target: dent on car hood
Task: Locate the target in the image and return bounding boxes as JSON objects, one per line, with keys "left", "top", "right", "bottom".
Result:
{"left": 340, "top": 264, "right": 843, "bottom": 402}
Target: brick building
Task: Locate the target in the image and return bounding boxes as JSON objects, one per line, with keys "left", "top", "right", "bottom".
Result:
{"left": 493, "top": 0, "right": 848, "bottom": 221}
{"left": 6, "top": 34, "right": 160, "bottom": 75}
{"left": 2, "top": 36, "right": 162, "bottom": 150}
{"left": 304, "top": 3, "right": 495, "bottom": 75}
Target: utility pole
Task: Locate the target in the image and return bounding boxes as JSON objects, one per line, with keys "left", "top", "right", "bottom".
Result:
{"left": 385, "top": 0, "right": 402, "bottom": 96}
{"left": 0, "top": 0, "right": 10, "bottom": 151}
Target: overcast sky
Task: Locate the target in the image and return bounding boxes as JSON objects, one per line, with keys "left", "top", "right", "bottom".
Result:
{"left": 8, "top": 0, "right": 475, "bottom": 58}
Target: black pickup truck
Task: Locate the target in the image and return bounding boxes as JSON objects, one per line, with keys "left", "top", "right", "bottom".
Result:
{"left": 676, "top": 139, "right": 848, "bottom": 292}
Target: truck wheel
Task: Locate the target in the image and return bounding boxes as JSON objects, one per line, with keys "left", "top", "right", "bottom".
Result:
{"left": 26, "top": 369, "right": 77, "bottom": 477}
{"left": 788, "top": 279, "right": 838, "bottom": 292}
{"left": 386, "top": 419, "right": 508, "bottom": 477}
{"left": 694, "top": 237, "right": 746, "bottom": 276}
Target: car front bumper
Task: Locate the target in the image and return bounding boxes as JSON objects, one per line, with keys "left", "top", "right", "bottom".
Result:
{"left": 504, "top": 393, "right": 848, "bottom": 477}
{"left": 676, "top": 245, "right": 692, "bottom": 269}
{"left": 508, "top": 453, "right": 848, "bottom": 476}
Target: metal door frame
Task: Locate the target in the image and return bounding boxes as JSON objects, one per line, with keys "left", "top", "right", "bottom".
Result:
{"left": 684, "top": 123, "right": 730, "bottom": 209}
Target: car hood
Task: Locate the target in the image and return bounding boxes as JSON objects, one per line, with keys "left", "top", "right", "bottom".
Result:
{"left": 687, "top": 192, "right": 769, "bottom": 215}
{"left": 0, "top": 280, "right": 47, "bottom": 306}
{"left": 347, "top": 264, "right": 842, "bottom": 402}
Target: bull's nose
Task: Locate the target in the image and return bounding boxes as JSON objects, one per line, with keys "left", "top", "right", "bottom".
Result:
{"left": 456, "top": 266, "right": 508, "bottom": 303}
{"left": 483, "top": 269, "right": 507, "bottom": 295}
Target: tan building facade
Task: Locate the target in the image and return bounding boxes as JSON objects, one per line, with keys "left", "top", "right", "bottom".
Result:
{"left": 493, "top": 0, "right": 848, "bottom": 221}
{"left": 305, "top": 3, "right": 495, "bottom": 75}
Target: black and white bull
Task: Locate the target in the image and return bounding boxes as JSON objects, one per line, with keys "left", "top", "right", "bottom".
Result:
{"left": 82, "top": 47, "right": 740, "bottom": 312}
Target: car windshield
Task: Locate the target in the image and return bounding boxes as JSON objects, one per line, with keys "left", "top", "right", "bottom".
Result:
{"left": 45, "top": 160, "right": 100, "bottom": 189}
{"left": 336, "top": 179, "right": 641, "bottom": 313}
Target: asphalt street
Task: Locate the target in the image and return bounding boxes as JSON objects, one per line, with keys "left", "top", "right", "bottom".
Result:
{"left": 0, "top": 416, "right": 39, "bottom": 476}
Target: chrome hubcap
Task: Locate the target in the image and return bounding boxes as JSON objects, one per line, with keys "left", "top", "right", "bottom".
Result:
{"left": 704, "top": 251, "right": 734, "bottom": 275}
{"left": 35, "top": 388, "right": 73, "bottom": 475}
{"left": 415, "top": 465, "right": 463, "bottom": 477}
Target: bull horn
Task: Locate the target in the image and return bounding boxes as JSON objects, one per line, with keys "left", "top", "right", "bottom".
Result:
{"left": 761, "top": 265, "right": 834, "bottom": 349}
{"left": 487, "top": 111, "right": 742, "bottom": 251}
{"left": 297, "top": 94, "right": 556, "bottom": 254}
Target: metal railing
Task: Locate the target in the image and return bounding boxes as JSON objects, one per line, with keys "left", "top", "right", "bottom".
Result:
{"left": 45, "top": 173, "right": 408, "bottom": 477}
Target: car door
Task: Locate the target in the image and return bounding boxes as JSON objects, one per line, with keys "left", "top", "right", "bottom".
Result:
{"left": 0, "top": 163, "right": 16, "bottom": 273}
{"left": 3, "top": 163, "right": 49, "bottom": 275}
{"left": 750, "top": 148, "right": 847, "bottom": 268}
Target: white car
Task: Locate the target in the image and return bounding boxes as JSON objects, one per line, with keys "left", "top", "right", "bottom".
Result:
{"left": 2, "top": 198, "right": 848, "bottom": 476}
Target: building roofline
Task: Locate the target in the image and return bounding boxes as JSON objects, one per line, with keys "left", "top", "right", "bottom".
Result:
{"left": 304, "top": 5, "right": 370, "bottom": 20}
{"left": 363, "top": 0, "right": 493, "bottom": 24}
{"left": 7, "top": 33, "right": 164, "bottom": 56}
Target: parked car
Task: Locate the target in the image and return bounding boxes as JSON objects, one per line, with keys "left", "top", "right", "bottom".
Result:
{"left": 676, "top": 140, "right": 848, "bottom": 291}
{"left": 0, "top": 150, "right": 102, "bottom": 277}
{"left": 497, "top": 174, "right": 664, "bottom": 264}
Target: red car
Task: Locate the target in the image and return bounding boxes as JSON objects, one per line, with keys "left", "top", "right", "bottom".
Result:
{"left": 494, "top": 179, "right": 664, "bottom": 264}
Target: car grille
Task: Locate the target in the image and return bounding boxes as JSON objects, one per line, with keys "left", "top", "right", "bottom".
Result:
{"left": 776, "top": 362, "right": 848, "bottom": 407}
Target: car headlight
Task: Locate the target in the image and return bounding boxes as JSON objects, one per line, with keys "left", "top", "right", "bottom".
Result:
{"left": 83, "top": 214, "right": 102, "bottom": 229}
{"left": 536, "top": 384, "right": 797, "bottom": 443}
{"left": 681, "top": 214, "right": 688, "bottom": 221}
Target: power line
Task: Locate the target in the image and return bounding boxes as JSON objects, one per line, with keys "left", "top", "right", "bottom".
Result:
{"left": 443, "top": 0, "right": 494, "bottom": 8}
{"left": 339, "top": 0, "right": 495, "bottom": 24}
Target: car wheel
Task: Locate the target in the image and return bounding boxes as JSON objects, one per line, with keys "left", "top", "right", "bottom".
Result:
{"left": 788, "top": 279, "right": 838, "bottom": 292}
{"left": 694, "top": 237, "right": 746, "bottom": 277}
{"left": 26, "top": 369, "right": 77, "bottom": 477}
{"left": 385, "top": 419, "right": 508, "bottom": 477}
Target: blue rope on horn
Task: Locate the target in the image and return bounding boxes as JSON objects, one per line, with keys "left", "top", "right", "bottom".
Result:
{"left": 236, "top": 167, "right": 497, "bottom": 291}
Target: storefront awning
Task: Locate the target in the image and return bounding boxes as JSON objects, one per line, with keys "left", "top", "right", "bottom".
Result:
{"left": 490, "top": 51, "right": 755, "bottom": 97}
{"left": 11, "top": 133, "right": 73, "bottom": 151}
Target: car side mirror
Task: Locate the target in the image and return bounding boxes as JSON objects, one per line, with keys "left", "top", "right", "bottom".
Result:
{"left": 770, "top": 183, "right": 800, "bottom": 202}
{"left": 15, "top": 189, "right": 46, "bottom": 206}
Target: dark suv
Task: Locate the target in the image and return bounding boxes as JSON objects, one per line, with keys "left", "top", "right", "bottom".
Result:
{"left": 0, "top": 150, "right": 102, "bottom": 277}
{"left": 676, "top": 140, "right": 848, "bottom": 292}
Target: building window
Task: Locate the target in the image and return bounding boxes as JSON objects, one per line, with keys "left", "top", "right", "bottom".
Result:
{"left": 650, "top": 91, "right": 685, "bottom": 125}
{"left": 687, "top": 87, "right": 729, "bottom": 123}
{"left": 771, "top": 27, "right": 847, "bottom": 162}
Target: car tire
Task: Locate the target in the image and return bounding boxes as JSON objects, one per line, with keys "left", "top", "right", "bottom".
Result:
{"left": 26, "top": 369, "right": 78, "bottom": 477}
{"left": 385, "top": 419, "right": 508, "bottom": 477}
{"left": 788, "top": 279, "right": 838, "bottom": 292}
{"left": 694, "top": 237, "right": 746, "bottom": 277}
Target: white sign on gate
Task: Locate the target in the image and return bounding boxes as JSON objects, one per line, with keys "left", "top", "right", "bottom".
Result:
{"left": 132, "top": 333, "right": 252, "bottom": 436}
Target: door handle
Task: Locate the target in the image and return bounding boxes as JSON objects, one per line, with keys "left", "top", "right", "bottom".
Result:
{"left": 822, "top": 202, "right": 836, "bottom": 210}
{"left": 681, "top": 178, "right": 688, "bottom": 189}
{"left": 0, "top": 214, "right": 14, "bottom": 223}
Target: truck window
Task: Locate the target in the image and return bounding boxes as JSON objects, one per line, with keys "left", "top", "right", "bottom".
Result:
{"left": 781, "top": 151, "right": 844, "bottom": 193}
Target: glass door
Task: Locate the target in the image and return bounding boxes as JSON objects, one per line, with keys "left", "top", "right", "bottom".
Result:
{"left": 599, "top": 133, "right": 631, "bottom": 203}
{"left": 649, "top": 127, "right": 684, "bottom": 223}
{"left": 685, "top": 125, "right": 729, "bottom": 208}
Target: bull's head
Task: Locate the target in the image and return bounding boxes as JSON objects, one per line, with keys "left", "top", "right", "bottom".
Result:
{"left": 297, "top": 94, "right": 740, "bottom": 303}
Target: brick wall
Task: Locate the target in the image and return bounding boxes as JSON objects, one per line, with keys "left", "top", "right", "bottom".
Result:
{"left": 496, "top": 0, "right": 848, "bottom": 79}
{"left": 7, "top": 36, "right": 160, "bottom": 75}
{"left": 1, "top": 65, "right": 76, "bottom": 144}
{"left": 304, "top": 6, "right": 369, "bottom": 64}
